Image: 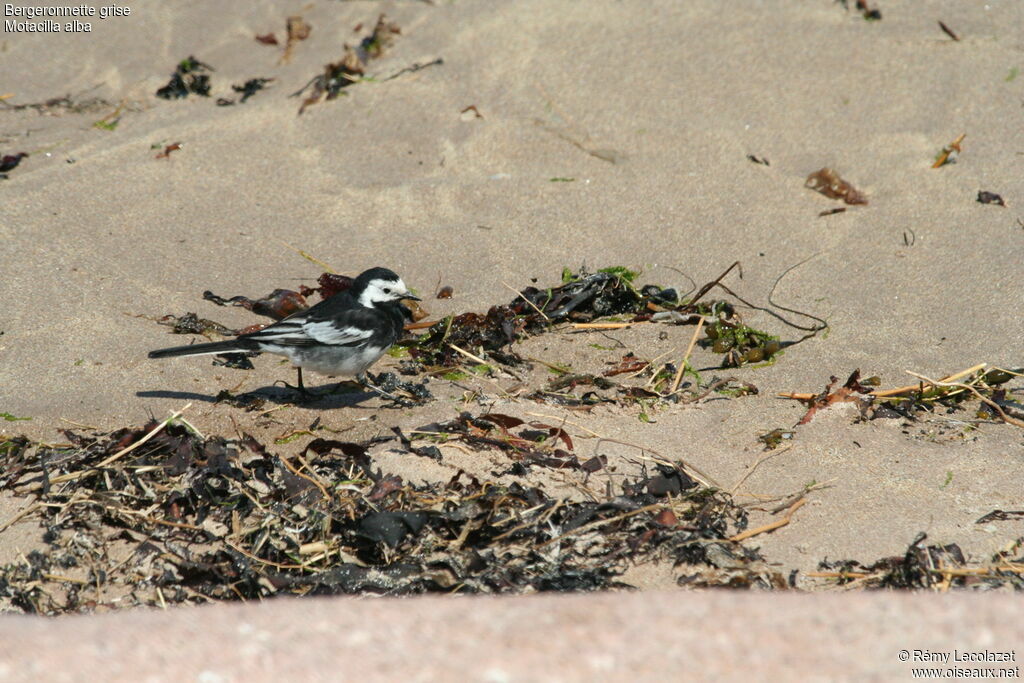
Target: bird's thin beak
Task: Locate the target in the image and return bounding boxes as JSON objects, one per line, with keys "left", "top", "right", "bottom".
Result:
{"left": 402, "top": 293, "right": 422, "bottom": 302}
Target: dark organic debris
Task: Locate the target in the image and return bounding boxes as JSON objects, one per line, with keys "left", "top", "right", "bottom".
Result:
{"left": 0, "top": 419, "right": 764, "bottom": 614}
{"left": 603, "top": 353, "right": 649, "bottom": 377}
{"left": 976, "top": 510, "right": 1024, "bottom": 524}
{"left": 293, "top": 14, "right": 401, "bottom": 114}
{"left": 746, "top": 154, "right": 770, "bottom": 166}
{"left": 255, "top": 33, "right": 279, "bottom": 45}
{"left": 977, "top": 191, "right": 1006, "bottom": 207}
{"left": 407, "top": 265, "right": 790, "bottom": 374}
{"left": 371, "top": 372, "right": 433, "bottom": 405}
{"left": 805, "top": 168, "right": 867, "bottom": 205}
{"left": 938, "top": 20, "right": 959, "bottom": 41}
{"left": 436, "top": 286, "right": 454, "bottom": 299}
{"left": 359, "top": 13, "right": 401, "bottom": 59}
{"left": 815, "top": 533, "right": 1023, "bottom": 590}
{"left": 293, "top": 48, "right": 364, "bottom": 114}
{"left": 0, "top": 152, "right": 28, "bottom": 173}
{"left": 411, "top": 412, "right": 581, "bottom": 471}
{"left": 156, "top": 312, "right": 237, "bottom": 337}
{"left": 838, "top": 0, "right": 881, "bottom": 21}
{"left": 818, "top": 207, "right": 846, "bottom": 217}
{"left": 856, "top": 0, "right": 881, "bottom": 21}
{"left": 218, "top": 78, "right": 275, "bottom": 106}
{"left": 211, "top": 353, "right": 257, "bottom": 371}
{"left": 156, "top": 56, "right": 213, "bottom": 99}
{"left": 214, "top": 388, "right": 265, "bottom": 410}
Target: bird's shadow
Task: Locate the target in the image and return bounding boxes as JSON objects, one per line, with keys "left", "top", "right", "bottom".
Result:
{"left": 136, "top": 381, "right": 391, "bottom": 410}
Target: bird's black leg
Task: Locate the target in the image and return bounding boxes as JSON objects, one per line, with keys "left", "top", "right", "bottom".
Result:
{"left": 276, "top": 367, "right": 315, "bottom": 401}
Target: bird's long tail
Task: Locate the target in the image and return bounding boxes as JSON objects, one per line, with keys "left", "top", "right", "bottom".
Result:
{"left": 148, "top": 338, "right": 259, "bottom": 359}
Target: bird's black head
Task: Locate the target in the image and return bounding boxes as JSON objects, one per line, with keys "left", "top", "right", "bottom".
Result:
{"left": 353, "top": 267, "right": 420, "bottom": 306}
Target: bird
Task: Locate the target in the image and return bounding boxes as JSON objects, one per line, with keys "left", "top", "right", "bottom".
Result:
{"left": 149, "top": 267, "right": 420, "bottom": 399}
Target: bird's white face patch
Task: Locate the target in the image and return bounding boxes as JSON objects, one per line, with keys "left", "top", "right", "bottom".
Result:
{"left": 359, "top": 277, "right": 411, "bottom": 307}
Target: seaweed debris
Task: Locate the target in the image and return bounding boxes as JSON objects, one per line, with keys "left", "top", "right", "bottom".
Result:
{"left": 217, "top": 78, "right": 275, "bottom": 106}
{"left": 409, "top": 265, "right": 785, "bottom": 372}
{"left": 293, "top": 14, "right": 401, "bottom": 114}
{"left": 203, "top": 288, "right": 310, "bottom": 321}
{"left": 156, "top": 56, "right": 213, "bottom": 100}
{"left": 0, "top": 415, "right": 765, "bottom": 614}
{"left": 813, "top": 533, "right": 1024, "bottom": 590}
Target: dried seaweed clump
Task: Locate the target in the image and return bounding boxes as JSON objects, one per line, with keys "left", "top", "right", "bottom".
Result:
{"left": 410, "top": 266, "right": 779, "bottom": 371}
{"left": 410, "top": 268, "right": 676, "bottom": 367}
{"left": 156, "top": 56, "right": 213, "bottom": 99}
{"left": 0, "top": 416, "right": 766, "bottom": 614}
{"left": 293, "top": 15, "right": 401, "bottom": 114}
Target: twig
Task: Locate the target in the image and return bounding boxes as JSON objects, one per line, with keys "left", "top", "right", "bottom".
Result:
{"left": 527, "top": 356, "right": 570, "bottom": 375}
{"left": 690, "top": 261, "right": 741, "bottom": 306}
{"left": 536, "top": 503, "right": 664, "bottom": 549}
{"left": 669, "top": 317, "right": 704, "bottom": 394}
{"left": 448, "top": 344, "right": 489, "bottom": 366}
{"left": 571, "top": 322, "right": 641, "bottom": 330}
{"left": 404, "top": 319, "right": 440, "bottom": 331}
{"left": 59, "top": 417, "right": 99, "bottom": 430}
{"left": 277, "top": 239, "right": 336, "bottom": 273}
{"left": 225, "top": 540, "right": 307, "bottom": 570}
{"left": 805, "top": 570, "right": 871, "bottom": 579}
{"left": 729, "top": 444, "right": 793, "bottom": 497}
{"left": 525, "top": 412, "right": 605, "bottom": 438}
{"left": 592, "top": 436, "right": 719, "bottom": 489}
{"left": 905, "top": 370, "right": 1024, "bottom": 428}
{"left": 728, "top": 497, "right": 806, "bottom": 542}
{"left": 502, "top": 281, "right": 550, "bottom": 323}
{"left": 778, "top": 363, "right": 989, "bottom": 401}
{"left": 280, "top": 454, "right": 332, "bottom": 502}
{"left": 0, "top": 502, "right": 41, "bottom": 532}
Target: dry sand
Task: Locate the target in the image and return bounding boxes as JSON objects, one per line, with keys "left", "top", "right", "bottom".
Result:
{"left": 1, "top": 0, "right": 1023, "bottom": 676}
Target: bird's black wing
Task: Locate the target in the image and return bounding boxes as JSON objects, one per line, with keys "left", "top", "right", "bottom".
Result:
{"left": 241, "top": 295, "right": 382, "bottom": 348}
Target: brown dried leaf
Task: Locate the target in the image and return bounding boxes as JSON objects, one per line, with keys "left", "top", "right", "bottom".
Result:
{"left": 805, "top": 168, "right": 867, "bottom": 205}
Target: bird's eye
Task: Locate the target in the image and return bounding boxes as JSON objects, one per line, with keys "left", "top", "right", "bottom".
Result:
{"left": 383, "top": 287, "right": 392, "bottom": 294}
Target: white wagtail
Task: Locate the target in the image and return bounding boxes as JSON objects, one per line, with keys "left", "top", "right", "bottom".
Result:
{"left": 149, "top": 267, "right": 420, "bottom": 398}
